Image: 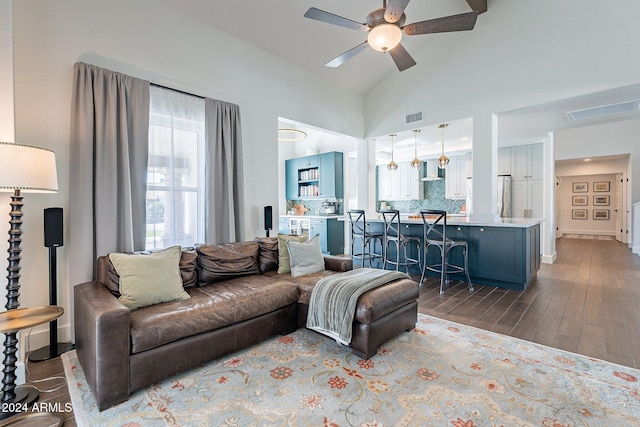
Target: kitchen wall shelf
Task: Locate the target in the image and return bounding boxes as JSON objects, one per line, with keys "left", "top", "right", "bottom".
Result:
{"left": 286, "top": 151, "right": 343, "bottom": 200}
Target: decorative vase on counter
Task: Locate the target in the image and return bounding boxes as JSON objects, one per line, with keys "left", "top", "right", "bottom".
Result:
{"left": 293, "top": 204, "right": 309, "bottom": 215}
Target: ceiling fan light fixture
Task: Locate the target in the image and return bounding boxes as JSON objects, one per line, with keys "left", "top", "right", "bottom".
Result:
{"left": 368, "top": 23, "right": 402, "bottom": 52}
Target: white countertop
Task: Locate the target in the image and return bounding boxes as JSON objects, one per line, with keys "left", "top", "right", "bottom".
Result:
{"left": 337, "top": 213, "right": 543, "bottom": 228}
{"left": 280, "top": 214, "right": 341, "bottom": 219}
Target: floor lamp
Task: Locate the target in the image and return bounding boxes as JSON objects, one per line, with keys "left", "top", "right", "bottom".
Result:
{"left": 0, "top": 142, "right": 58, "bottom": 417}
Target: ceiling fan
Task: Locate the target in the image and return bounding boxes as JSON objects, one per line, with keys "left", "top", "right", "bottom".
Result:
{"left": 304, "top": 0, "right": 487, "bottom": 71}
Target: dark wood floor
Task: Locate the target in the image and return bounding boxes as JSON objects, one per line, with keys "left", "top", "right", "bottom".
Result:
{"left": 417, "top": 236, "right": 640, "bottom": 369}
{"left": 12, "top": 236, "right": 639, "bottom": 425}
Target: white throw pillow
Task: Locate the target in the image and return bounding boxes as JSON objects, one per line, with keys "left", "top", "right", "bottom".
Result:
{"left": 287, "top": 234, "right": 325, "bottom": 277}
{"left": 277, "top": 232, "right": 309, "bottom": 274}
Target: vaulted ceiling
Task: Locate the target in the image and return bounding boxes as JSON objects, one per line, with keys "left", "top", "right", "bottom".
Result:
{"left": 153, "top": 0, "right": 640, "bottom": 148}
{"left": 152, "top": 0, "right": 485, "bottom": 95}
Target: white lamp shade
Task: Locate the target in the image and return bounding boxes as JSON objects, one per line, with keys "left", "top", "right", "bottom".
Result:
{"left": 0, "top": 142, "right": 58, "bottom": 193}
{"left": 368, "top": 23, "right": 402, "bottom": 52}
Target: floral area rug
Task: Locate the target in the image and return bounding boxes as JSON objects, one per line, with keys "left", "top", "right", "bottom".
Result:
{"left": 62, "top": 314, "right": 640, "bottom": 426}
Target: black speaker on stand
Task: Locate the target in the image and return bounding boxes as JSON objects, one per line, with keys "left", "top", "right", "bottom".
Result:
{"left": 264, "top": 206, "right": 273, "bottom": 237}
{"left": 28, "top": 208, "right": 75, "bottom": 362}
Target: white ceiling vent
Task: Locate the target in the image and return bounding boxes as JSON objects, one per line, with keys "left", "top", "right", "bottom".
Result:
{"left": 404, "top": 110, "right": 423, "bottom": 125}
{"left": 566, "top": 100, "right": 640, "bottom": 121}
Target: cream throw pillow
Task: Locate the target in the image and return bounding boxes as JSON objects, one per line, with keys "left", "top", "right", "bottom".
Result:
{"left": 109, "top": 246, "right": 190, "bottom": 310}
{"left": 277, "top": 232, "right": 309, "bottom": 274}
{"left": 287, "top": 234, "right": 325, "bottom": 277}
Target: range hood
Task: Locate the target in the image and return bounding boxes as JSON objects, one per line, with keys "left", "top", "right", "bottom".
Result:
{"left": 421, "top": 159, "right": 445, "bottom": 181}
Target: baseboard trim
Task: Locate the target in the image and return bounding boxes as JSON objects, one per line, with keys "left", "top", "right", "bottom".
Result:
{"left": 559, "top": 229, "right": 616, "bottom": 237}
{"left": 542, "top": 251, "right": 557, "bottom": 264}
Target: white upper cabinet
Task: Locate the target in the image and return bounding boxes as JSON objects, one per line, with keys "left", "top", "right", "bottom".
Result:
{"left": 445, "top": 153, "right": 471, "bottom": 200}
{"left": 398, "top": 162, "right": 422, "bottom": 199}
{"left": 510, "top": 143, "right": 543, "bottom": 218}
{"left": 512, "top": 143, "right": 543, "bottom": 180}
{"left": 377, "top": 162, "right": 423, "bottom": 200}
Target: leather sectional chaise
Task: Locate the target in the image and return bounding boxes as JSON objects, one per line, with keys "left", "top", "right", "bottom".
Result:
{"left": 74, "top": 238, "right": 418, "bottom": 410}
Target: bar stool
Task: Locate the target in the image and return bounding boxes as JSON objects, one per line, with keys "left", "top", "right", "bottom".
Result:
{"left": 347, "top": 210, "right": 383, "bottom": 268}
{"left": 419, "top": 209, "right": 473, "bottom": 295}
{"left": 380, "top": 209, "right": 421, "bottom": 273}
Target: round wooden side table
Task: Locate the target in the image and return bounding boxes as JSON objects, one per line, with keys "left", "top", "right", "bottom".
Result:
{"left": 0, "top": 306, "right": 64, "bottom": 422}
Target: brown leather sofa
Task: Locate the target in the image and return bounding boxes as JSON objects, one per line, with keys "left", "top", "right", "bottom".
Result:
{"left": 74, "top": 238, "right": 418, "bottom": 411}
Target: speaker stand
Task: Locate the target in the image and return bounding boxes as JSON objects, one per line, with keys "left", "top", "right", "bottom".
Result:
{"left": 28, "top": 246, "right": 74, "bottom": 362}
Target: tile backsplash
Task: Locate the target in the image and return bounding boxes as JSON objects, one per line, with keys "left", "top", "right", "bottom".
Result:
{"left": 379, "top": 180, "right": 466, "bottom": 214}
{"left": 286, "top": 180, "right": 465, "bottom": 215}
{"left": 286, "top": 199, "right": 343, "bottom": 216}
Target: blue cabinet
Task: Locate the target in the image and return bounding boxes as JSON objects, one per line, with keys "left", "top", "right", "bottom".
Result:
{"left": 318, "top": 152, "right": 343, "bottom": 199}
{"left": 468, "top": 226, "right": 524, "bottom": 284}
{"left": 285, "top": 159, "right": 299, "bottom": 200}
{"left": 367, "top": 221, "right": 541, "bottom": 290}
{"left": 285, "top": 152, "right": 343, "bottom": 200}
{"left": 310, "top": 217, "right": 344, "bottom": 255}
{"left": 278, "top": 217, "right": 289, "bottom": 234}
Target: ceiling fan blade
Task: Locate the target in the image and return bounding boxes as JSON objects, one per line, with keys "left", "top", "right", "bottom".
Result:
{"left": 325, "top": 42, "right": 369, "bottom": 68}
{"left": 304, "top": 7, "right": 369, "bottom": 31}
{"left": 466, "top": 0, "right": 488, "bottom": 13}
{"left": 388, "top": 43, "right": 416, "bottom": 71}
{"left": 384, "top": 0, "right": 411, "bottom": 23}
{"left": 404, "top": 11, "right": 479, "bottom": 35}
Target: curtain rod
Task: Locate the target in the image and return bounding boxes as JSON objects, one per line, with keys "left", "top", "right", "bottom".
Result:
{"left": 151, "top": 82, "right": 205, "bottom": 99}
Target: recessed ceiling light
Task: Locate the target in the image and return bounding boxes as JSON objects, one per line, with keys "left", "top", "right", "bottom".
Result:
{"left": 584, "top": 158, "right": 592, "bottom": 162}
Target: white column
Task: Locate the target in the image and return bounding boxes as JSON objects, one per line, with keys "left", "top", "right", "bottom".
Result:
{"left": 632, "top": 202, "right": 640, "bottom": 255}
{"left": 541, "top": 132, "right": 557, "bottom": 264}
{"left": 469, "top": 113, "right": 498, "bottom": 221}
{"left": 356, "top": 138, "right": 369, "bottom": 211}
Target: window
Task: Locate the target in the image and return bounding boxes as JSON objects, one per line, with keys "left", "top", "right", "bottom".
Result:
{"left": 146, "top": 86, "right": 205, "bottom": 250}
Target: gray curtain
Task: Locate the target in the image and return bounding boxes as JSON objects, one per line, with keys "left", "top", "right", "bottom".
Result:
{"left": 69, "top": 62, "right": 150, "bottom": 287}
{"left": 204, "top": 98, "right": 244, "bottom": 243}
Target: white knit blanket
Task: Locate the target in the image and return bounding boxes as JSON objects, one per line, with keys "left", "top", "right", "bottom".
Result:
{"left": 306, "top": 268, "right": 410, "bottom": 345}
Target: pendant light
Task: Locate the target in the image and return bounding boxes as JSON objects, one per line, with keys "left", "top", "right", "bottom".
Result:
{"left": 387, "top": 134, "right": 398, "bottom": 171}
{"left": 410, "top": 129, "right": 422, "bottom": 170}
{"left": 437, "top": 123, "right": 450, "bottom": 169}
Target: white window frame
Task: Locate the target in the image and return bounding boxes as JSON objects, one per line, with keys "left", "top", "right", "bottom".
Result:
{"left": 146, "top": 96, "right": 205, "bottom": 250}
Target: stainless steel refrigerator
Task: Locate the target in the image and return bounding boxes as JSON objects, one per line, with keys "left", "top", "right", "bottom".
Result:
{"left": 497, "top": 175, "right": 512, "bottom": 218}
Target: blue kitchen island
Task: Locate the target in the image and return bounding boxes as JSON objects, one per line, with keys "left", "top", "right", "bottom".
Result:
{"left": 349, "top": 215, "right": 542, "bottom": 291}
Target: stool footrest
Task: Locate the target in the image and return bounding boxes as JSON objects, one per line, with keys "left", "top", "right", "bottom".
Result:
{"left": 426, "top": 264, "right": 466, "bottom": 275}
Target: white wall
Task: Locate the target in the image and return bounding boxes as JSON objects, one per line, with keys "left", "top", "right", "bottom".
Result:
{"left": 556, "top": 119, "right": 639, "bottom": 200}
{"left": 557, "top": 174, "right": 618, "bottom": 236}
{"left": 11, "top": 0, "right": 363, "bottom": 346}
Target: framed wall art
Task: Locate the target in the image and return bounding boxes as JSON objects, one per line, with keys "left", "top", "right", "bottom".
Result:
{"left": 593, "top": 195, "right": 610, "bottom": 206}
{"left": 593, "top": 181, "right": 610, "bottom": 192}
{"left": 572, "top": 195, "right": 588, "bottom": 206}
{"left": 572, "top": 209, "right": 588, "bottom": 220}
{"left": 593, "top": 209, "right": 610, "bottom": 220}
{"left": 572, "top": 182, "right": 588, "bottom": 193}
